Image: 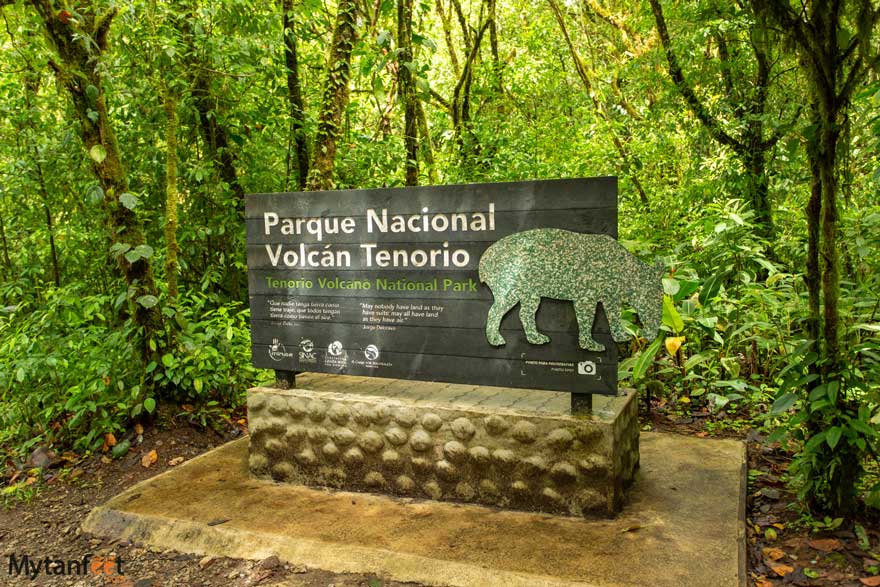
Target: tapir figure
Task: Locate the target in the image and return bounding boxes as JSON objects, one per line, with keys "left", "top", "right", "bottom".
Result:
{"left": 479, "top": 228, "right": 664, "bottom": 351}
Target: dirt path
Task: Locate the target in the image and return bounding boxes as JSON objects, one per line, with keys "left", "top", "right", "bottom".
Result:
{"left": 3, "top": 413, "right": 878, "bottom": 587}
{"left": 1, "top": 422, "right": 416, "bottom": 587}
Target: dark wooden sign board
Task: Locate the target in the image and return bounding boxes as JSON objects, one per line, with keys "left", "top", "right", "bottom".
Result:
{"left": 246, "top": 177, "right": 618, "bottom": 410}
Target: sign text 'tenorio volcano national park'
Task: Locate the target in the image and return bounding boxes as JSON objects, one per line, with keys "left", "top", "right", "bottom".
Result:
{"left": 247, "top": 177, "right": 630, "bottom": 395}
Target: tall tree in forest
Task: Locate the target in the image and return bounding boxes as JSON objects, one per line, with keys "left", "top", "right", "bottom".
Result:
{"left": 547, "top": 0, "right": 650, "bottom": 207}
{"left": 26, "top": 0, "right": 163, "bottom": 358}
{"left": 282, "top": 0, "right": 310, "bottom": 190}
{"left": 649, "top": 0, "right": 792, "bottom": 236}
{"left": 752, "top": 0, "right": 880, "bottom": 514}
{"left": 307, "top": 0, "right": 358, "bottom": 190}
{"left": 177, "top": 4, "right": 246, "bottom": 212}
{"left": 397, "top": 0, "right": 419, "bottom": 185}
{"left": 163, "top": 93, "right": 180, "bottom": 301}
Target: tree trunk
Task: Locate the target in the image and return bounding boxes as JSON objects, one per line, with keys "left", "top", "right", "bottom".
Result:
{"left": 30, "top": 0, "right": 162, "bottom": 357}
{"left": 416, "top": 98, "right": 438, "bottom": 183}
{"left": 804, "top": 103, "right": 823, "bottom": 344}
{"left": 740, "top": 147, "right": 773, "bottom": 237}
{"left": 282, "top": 0, "right": 310, "bottom": 190}
{"left": 487, "top": 0, "right": 503, "bottom": 92}
{"left": 818, "top": 123, "right": 841, "bottom": 372}
{"left": 649, "top": 0, "right": 785, "bottom": 233}
{"left": 307, "top": 0, "right": 358, "bottom": 191}
{"left": 164, "top": 93, "right": 180, "bottom": 301}
{"left": 0, "top": 211, "right": 10, "bottom": 280}
{"left": 548, "top": 0, "right": 649, "bottom": 207}
{"left": 435, "top": 0, "right": 460, "bottom": 77}
{"left": 397, "top": 0, "right": 419, "bottom": 186}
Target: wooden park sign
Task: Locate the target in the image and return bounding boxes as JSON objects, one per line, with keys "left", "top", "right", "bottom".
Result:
{"left": 246, "top": 177, "right": 663, "bottom": 402}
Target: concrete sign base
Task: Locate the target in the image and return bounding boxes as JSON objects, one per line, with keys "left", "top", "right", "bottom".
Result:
{"left": 247, "top": 374, "right": 639, "bottom": 517}
{"left": 82, "top": 432, "right": 746, "bottom": 587}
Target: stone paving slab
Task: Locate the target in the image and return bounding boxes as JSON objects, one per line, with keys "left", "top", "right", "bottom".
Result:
{"left": 83, "top": 432, "right": 746, "bottom": 587}
{"left": 293, "top": 373, "right": 624, "bottom": 417}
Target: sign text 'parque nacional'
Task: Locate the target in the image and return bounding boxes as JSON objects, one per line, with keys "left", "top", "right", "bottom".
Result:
{"left": 246, "top": 177, "right": 663, "bottom": 395}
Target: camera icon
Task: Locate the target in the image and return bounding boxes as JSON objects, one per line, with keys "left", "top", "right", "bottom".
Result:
{"left": 577, "top": 360, "right": 596, "bottom": 375}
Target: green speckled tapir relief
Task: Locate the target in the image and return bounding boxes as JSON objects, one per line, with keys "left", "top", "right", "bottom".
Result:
{"left": 479, "top": 228, "right": 664, "bottom": 351}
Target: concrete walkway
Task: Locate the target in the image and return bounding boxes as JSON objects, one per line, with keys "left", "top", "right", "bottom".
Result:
{"left": 83, "top": 432, "right": 746, "bottom": 587}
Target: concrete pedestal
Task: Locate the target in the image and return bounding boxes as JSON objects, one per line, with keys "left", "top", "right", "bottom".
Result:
{"left": 247, "top": 374, "right": 639, "bottom": 517}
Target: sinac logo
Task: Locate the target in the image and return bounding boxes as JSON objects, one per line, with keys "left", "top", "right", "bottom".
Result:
{"left": 269, "top": 338, "right": 286, "bottom": 361}
{"left": 364, "top": 344, "right": 380, "bottom": 361}
{"left": 300, "top": 339, "right": 314, "bottom": 353}
{"left": 327, "top": 341, "right": 344, "bottom": 357}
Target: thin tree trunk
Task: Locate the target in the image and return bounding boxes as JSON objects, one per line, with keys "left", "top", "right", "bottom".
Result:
{"left": 487, "top": 0, "right": 502, "bottom": 92}
{"left": 282, "top": 0, "right": 310, "bottom": 190}
{"left": 0, "top": 211, "right": 10, "bottom": 280}
{"left": 30, "top": 145, "right": 61, "bottom": 288}
{"left": 649, "top": 0, "right": 786, "bottom": 231}
{"left": 819, "top": 124, "right": 841, "bottom": 372}
{"left": 416, "top": 98, "right": 438, "bottom": 183}
{"left": 804, "top": 103, "right": 823, "bottom": 344}
{"left": 548, "top": 0, "right": 649, "bottom": 207}
{"left": 435, "top": 0, "right": 460, "bottom": 77}
{"left": 30, "top": 0, "right": 162, "bottom": 357}
{"left": 164, "top": 93, "right": 180, "bottom": 301}
{"left": 398, "top": 0, "right": 418, "bottom": 185}
{"left": 307, "top": 0, "right": 358, "bottom": 190}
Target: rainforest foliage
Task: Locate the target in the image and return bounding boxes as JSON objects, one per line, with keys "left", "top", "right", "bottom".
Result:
{"left": 0, "top": 0, "right": 878, "bottom": 514}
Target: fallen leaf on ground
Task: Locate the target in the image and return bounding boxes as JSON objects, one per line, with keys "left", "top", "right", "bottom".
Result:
{"left": 695, "top": 431, "right": 708, "bottom": 437}
{"left": 809, "top": 538, "right": 842, "bottom": 552}
{"left": 168, "top": 457, "right": 184, "bottom": 466}
{"left": 755, "top": 578, "right": 774, "bottom": 587}
{"left": 141, "top": 449, "right": 157, "bottom": 468}
{"left": 25, "top": 476, "right": 37, "bottom": 485}
{"left": 104, "top": 433, "right": 117, "bottom": 447}
{"left": 763, "top": 547, "right": 786, "bottom": 561}
{"left": 860, "top": 577, "right": 880, "bottom": 586}
{"left": 134, "top": 423, "right": 143, "bottom": 434}
{"left": 772, "top": 523, "right": 785, "bottom": 530}
{"left": 768, "top": 562, "right": 794, "bottom": 577}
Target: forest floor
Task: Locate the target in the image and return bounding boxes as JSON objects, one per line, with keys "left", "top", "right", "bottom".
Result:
{"left": 2, "top": 403, "right": 878, "bottom": 587}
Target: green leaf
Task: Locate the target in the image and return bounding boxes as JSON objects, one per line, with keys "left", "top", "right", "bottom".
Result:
{"left": 662, "top": 295, "right": 684, "bottom": 333}
{"left": 699, "top": 272, "right": 727, "bottom": 305}
{"left": 145, "top": 361, "right": 158, "bottom": 373}
{"left": 662, "top": 277, "right": 680, "bottom": 296}
{"left": 770, "top": 392, "right": 797, "bottom": 415}
{"left": 162, "top": 353, "right": 174, "bottom": 367}
{"left": 133, "top": 244, "right": 153, "bottom": 258}
{"left": 15, "top": 367, "right": 25, "bottom": 383}
{"left": 85, "top": 84, "right": 99, "bottom": 101}
{"left": 111, "top": 439, "right": 131, "bottom": 459}
{"left": 632, "top": 336, "right": 663, "bottom": 382}
{"left": 137, "top": 295, "right": 158, "bottom": 308}
{"left": 826, "top": 426, "right": 842, "bottom": 450}
{"left": 194, "top": 378, "right": 203, "bottom": 393}
{"left": 119, "top": 192, "right": 139, "bottom": 210}
{"left": 144, "top": 397, "right": 156, "bottom": 414}
{"left": 89, "top": 144, "right": 107, "bottom": 163}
